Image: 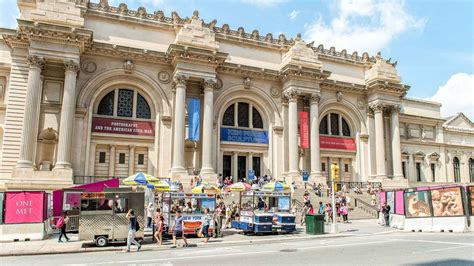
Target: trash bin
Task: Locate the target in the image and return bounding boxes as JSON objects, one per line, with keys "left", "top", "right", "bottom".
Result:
{"left": 305, "top": 214, "right": 325, "bottom": 235}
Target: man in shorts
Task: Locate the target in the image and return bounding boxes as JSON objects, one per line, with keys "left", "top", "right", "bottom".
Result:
{"left": 171, "top": 210, "right": 188, "bottom": 248}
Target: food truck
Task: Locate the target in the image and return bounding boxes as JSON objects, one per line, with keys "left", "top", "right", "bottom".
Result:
{"left": 231, "top": 191, "right": 296, "bottom": 234}
{"left": 78, "top": 190, "right": 145, "bottom": 247}
{"left": 161, "top": 192, "right": 216, "bottom": 235}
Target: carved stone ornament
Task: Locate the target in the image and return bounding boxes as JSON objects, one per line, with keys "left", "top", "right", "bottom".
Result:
{"left": 310, "top": 93, "right": 321, "bottom": 104}
{"left": 173, "top": 74, "right": 188, "bottom": 86}
{"left": 370, "top": 103, "right": 384, "bottom": 113}
{"left": 123, "top": 60, "right": 134, "bottom": 74}
{"left": 283, "top": 89, "right": 299, "bottom": 102}
{"left": 357, "top": 99, "right": 365, "bottom": 110}
{"left": 81, "top": 60, "right": 97, "bottom": 74}
{"left": 64, "top": 60, "right": 80, "bottom": 73}
{"left": 215, "top": 77, "right": 223, "bottom": 90}
{"left": 203, "top": 78, "right": 217, "bottom": 90}
{"left": 270, "top": 87, "right": 280, "bottom": 98}
{"left": 390, "top": 104, "right": 402, "bottom": 113}
{"left": 336, "top": 91, "right": 343, "bottom": 102}
{"left": 243, "top": 77, "right": 251, "bottom": 89}
{"left": 26, "top": 55, "right": 46, "bottom": 69}
{"left": 157, "top": 71, "right": 171, "bottom": 84}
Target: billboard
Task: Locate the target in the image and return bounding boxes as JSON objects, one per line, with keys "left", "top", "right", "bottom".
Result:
{"left": 4, "top": 192, "right": 45, "bottom": 224}
{"left": 319, "top": 136, "right": 356, "bottom": 151}
{"left": 404, "top": 191, "right": 432, "bottom": 218}
{"left": 395, "top": 190, "right": 405, "bottom": 215}
{"left": 299, "top": 112, "right": 309, "bottom": 149}
{"left": 431, "top": 187, "right": 464, "bottom": 217}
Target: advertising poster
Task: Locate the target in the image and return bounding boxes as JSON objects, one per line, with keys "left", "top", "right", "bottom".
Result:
{"left": 431, "top": 187, "right": 464, "bottom": 217}
{"left": 395, "top": 190, "right": 405, "bottom": 215}
{"left": 379, "top": 192, "right": 386, "bottom": 211}
{"left": 386, "top": 192, "right": 395, "bottom": 214}
{"left": 201, "top": 198, "right": 215, "bottom": 212}
{"left": 404, "top": 191, "right": 432, "bottom": 218}
{"left": 470, "top": 187, "right": 474, "bottom": 216}
{"left": 4, "top": 192, "right": 45, "bottom": 224}
{"left": 278, "top": 197, "right": 290, "bottom": 211}
{"left": 0, "top": 193, "right": 4, "bottom": 224}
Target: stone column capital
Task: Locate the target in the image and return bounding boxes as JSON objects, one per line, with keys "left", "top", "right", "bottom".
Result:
{"left": 64, "top": 60, "right": 80, "bottom": 73}
{"left": 369, "top": 103, "right": 384, "bottom": 113}
{"left": 173, "top": 74, "right": 188, "bottom": 86}
{"left": 27, "top": 55, "right": 46, "bottom": 70}
{"left": 283, "top": 89, "right": 299, "bottom": 102}
{"left": 390, "top": 104, "right": 402, "bottom": 114}
{"left": 203, "top": 78, "right": 217, "bottom": 91}
{"left": 310, "top": 93, "right": 321, "bottom": 104}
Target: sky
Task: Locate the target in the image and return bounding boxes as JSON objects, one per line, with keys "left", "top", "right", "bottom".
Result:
{"left": 0, "top": 0, "right": 472, "bottom": 119}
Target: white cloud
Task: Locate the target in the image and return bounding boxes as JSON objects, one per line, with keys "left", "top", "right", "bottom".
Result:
{"left": 241, "top": 0, "right": 287, "bottom": 7}
{"left": 427, "top": 73, "right": 474, "bottom": 120}
{"left": 304, "top": 0, "right": 425, "bottom": 54}
{"left": 288, "top": 10, "right": 300, "bottom": 20}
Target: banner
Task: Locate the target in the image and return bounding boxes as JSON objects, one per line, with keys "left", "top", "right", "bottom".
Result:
{"left": 220, "top": 128, "right": 268, "bottom": 144}
{"left": 188, "top": 98, "right": 200, "bottom": 141}
{"left": 299, "top": 112, "right": 309, "bottom": 149}
{"left": 4, "top": 192, "right": 45, "bottom": 224}
{"left": 248, "top": 170, "right": 255, "bottom": 181}
{"left": 92, "top": 117, "right": 154, "bottom": 136}
{"left": 431, "top": 187, "right": 464, "bottom": 217}
{"left": 302, "top": 171, "right": 309, "bottom": 182}
{"left": 404, "top": 191, "right": 432, "bottom": 218}
{"left": 395, "top": 190, "right": 405, "bottom": 215}
{"left": 320, "top": 136, "right": 356, "bottom": 151}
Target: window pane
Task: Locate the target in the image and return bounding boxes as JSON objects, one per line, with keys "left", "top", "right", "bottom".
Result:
{"left": 117, "top": 89, "right": 133, "bottom": 117}
{"left": 119, "top": 153, "right": 126, "bottom": 164}
{"left": 344, "top": 164, "right": 349, "bottom": 172}
{"left": 431, "top": 163, "right": 436, "bottom": 182}
{"left": 416, "top": 162, "right": 421, "bottom": 182}
{"left": 342, "top": 118, "right": 351, "bottom": 136}
{"left": 136, "top": 94, "right": 151, "bottom": 119}
{"left": 321, "top": 163, "right": 325, "bottom": 172}
{"left": 454, "top": 157, "right": 460, "bottom": 182}
{"left": 238, "top": 103, "right": 249, "bottom": 128}
{"left": 252, "top": 107, "right": 263, "bottom": 128}
{"left": 222, "top": 104, "right": 234, "bottom": 126}
{"left": 138, "top": 154, "right": 144, "bottom": 165}
{"left": 330, "top": 113, "right": 339, "bottom": 136}
{"left": 319, "top": 115, "right": 328, "bottom": 134}
{"left": 99, "top": 152, "right": 106, "bottom": 164}
{"left": 97, "top": 91, "right": 114, "bottom": 116}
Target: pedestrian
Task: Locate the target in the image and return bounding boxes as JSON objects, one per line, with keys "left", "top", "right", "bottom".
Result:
{"left": 214, "top": 203, "right": 224, "bottom": 238}
{"left": 318, "top": 201, "right": 325, "bottom": 215}
{"left": 171, "top": 210, "right": 188, "bottom": 248}
{"left": 154, "top": 208, "right": 163, "bottom": 245}
{"left": 225, "top": 205, "right": 232, "bottom": 228}
{"left": 201, "top": 208, "right": 212, "bottom": 243}
{"left": 341, "top": 203, "right": 349, "bottom": 223}
{"left": 307, "top": 204, "right": 315, "bottom": 214}
{"left": 325, "top": 203, "right": 333, "bottom": 225}
{"left": 126, "top": 209, "right": 141, "bottom": 252}
{"left": 57, "top": 211, "right": 70, "bottom": 242}
{"left": 371, "top": 193, "right": 377, "bottom": 206}
{"left": 146, "top": 202, "right": 154, "bottom": 228}
{"left": 382, "top": 202, "right": 391, "bottom": 227}
{"left": 257, "top": 197, "right": 265, "bottom": 210}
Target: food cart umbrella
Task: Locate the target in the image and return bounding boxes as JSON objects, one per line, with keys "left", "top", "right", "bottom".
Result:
{"left": 122, "top": 172, "right": 158, "bottom": 186}
{"left": 191, "top": 184, "right": 221, "bottom": 194}
{"left": 151, "top": 180, "right": 177, "bottom": 191}
{"left": 262, "top": 181, "right": 290, "bottom": 191}
{"left": 226, "top": 182, "right": 252, "bottom": 192}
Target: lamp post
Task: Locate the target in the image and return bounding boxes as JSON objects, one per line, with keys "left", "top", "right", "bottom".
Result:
{"left": 330, "top": 163, "right": 339, "bottom": 234}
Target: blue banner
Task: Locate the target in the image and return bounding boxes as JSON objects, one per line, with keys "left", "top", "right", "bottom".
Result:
{"left": 302, "top": 171, "right": 309, "bottom": 182}
{"left": 220, "top": 128, "right": 268, "bottom": 144}
{"left": 188, "top": 98, "right": 200, "bottom": 141}
{"left": 248, "top": 170, "right": 255, "bottom": 181}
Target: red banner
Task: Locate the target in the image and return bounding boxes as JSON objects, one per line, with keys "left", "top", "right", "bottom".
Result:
{"left": 5, "top": 192, "right": 45, "bottom": 224}
{"left": 92, "top": 117, "right": 155, "bottom": 136}
{"left": 319, "top": 136, "right": 356, "bottom": 151}
{"left": 299, "top": 112, "right": 309, "bottom": 149}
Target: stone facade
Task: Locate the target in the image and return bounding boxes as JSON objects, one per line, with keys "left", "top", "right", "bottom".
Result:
{"left": 0, "top": 0, "right": 472, "bottom": 191}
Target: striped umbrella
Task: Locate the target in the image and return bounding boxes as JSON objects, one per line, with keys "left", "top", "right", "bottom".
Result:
{"left": 262, "top": 181, "right": 290, "bottom": 191}
{"left": 122, "top": 172, "right": 158, "bottom": 186}
{"left": 226, "top": 182, "right": 252, "bottom": 192}
{"left": 191, "top": 184, "right": 221, "bottom": 194}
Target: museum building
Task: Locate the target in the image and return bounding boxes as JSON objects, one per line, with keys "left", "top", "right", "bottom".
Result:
{"left": 0, "top": 0, "right": 473, "bottom": 191}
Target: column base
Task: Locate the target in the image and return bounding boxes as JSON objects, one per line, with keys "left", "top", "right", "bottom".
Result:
{"left": 16, "top": 160, "right": 34, "bottom": 169}
{"left": 285, "top": 171, "right": 301, "bottom": 185}
{"left": 392, "top": 174, "right": 404, "bottom": 181}
{"left": 169, "top": 167, "right": 189, "bottom": 187}
{"left": 53, "top": 162, "right": 71, "bottom": 170}
{"left": 9, "top": 168, "right": 73, "bottom": 191}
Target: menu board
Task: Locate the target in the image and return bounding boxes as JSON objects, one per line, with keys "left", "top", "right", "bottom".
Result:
{"left": 404, "top": 191, "right": 432, "bottom": 218}
{"left": 431, "top": 187, "right": 464, "bottom": 217}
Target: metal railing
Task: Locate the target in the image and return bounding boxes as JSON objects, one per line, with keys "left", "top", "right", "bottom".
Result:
{"left": 354, "top": 198, "right": 379, "bottom": 218}
{"left": 325, "top": 181, "right": 382, "bottom": 190}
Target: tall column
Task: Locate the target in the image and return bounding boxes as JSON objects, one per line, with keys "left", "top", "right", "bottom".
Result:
{"left": 367, "top": 109, "right": 376, "bottom": 179}
{"left": 201, "top": 79, "right": 216, "bottom": 175}
{"left": 17, "top": 55, "right": 45, "bottom": 168}
{"left": 390, "top": 105, "right": 403, "bottom": 179}
{"left": 232, "top": 151, "right": 238, "bottom": 183}
{"left": 282, "top": 97, "right": 289, "bottom": 173}
{"left": 171, "top": 75, "right": 187, "bottom": 174}
{"left": 372, "top": 103, "right": 387, "bottom": 179}
{"left": 108, "top": 144, "right": 116, "bottom": 177}
{"left": 128, "top": 145, "right": 135, "bottom": 176}
{"left": 285, "top": 89, "right": 299, "bottom": 175}
{"left": 54, "top": 60, "right": 80, "bottom": 169}
{"left": 309, "top": 93, "right": 322, "bottom": 180}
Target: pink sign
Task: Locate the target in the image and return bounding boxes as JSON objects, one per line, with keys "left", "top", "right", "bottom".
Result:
{"left": 92, "top": 117, "right": 155, "bottom": 136}
{"left": 299, "top": 112, "right": 309, "bottom": 149}
{"left": 395, "top": 190, "right": 405, "bottom": 215}
{"left": 320, "top": 136, "right": 356, "bottom": 151}
{"left": 379, "top": 192, "right": 386, "bottom": 211}
{"left": 5, "top": 192, "right": 45, "bottom": 224}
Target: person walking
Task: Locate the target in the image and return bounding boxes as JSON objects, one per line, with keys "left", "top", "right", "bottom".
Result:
{"left": 382, "top": 202, "right": 391, "bottom": 227}
{"left": 57, "top": 211, "right": 70, "bottom": 242}
{"left": 146, "top": 202, "right": 154, "bottom": 228}
{"left": 341, "top": 203, "right": 349, "bottom": 223}
{"left": 201, "top": 208, "right": 212, "bottom": 243}
{"left": 171, "top": 210, "right": 188, "bottom": 248}
{"left": 325, "top": 203, "right": 333, "bottom": 225}
{"left": 154, "top": 208, "right": 163, "bottom": 245}
{"left": 214, "top": 203, "right": 224, "bottom": 238}
{"left": 318, "top": 201, "right": 325, "bottom": 215}
{"left": 126, "top": 209, "right": 141, "bottom": 252}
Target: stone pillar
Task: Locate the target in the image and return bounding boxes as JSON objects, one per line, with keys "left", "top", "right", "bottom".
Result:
{"left": 309, "top": 93, "right": 322, "bottom": 182}
{"left": 367, "top": 109, "right": 376, "bottom": 179}
{"left": 88, "top": 143, "right": 97, "bottom": 176}
{"left": 285, "top": 89, "right": 299, "bottom": 176}
{"left": 16, "top": 55, "right": 45, "bottom": 168}
{"left": 201, "top": 79, "right": 216, "bottom": 175}
{"left": 171, "top": 75, "right": 187, "bottom": 175}
{"left": 108, "top": 144, "right": 116, "bottom": 177}
{"left": 282, "top": 97, "right": 289, "bottom": 173}
{"left": 390, "top": 105, "right": 403, "bottom": 179}
{"left": 54, "top": 60, "right": 80, "bottom": 169}
{"left": 128, "top": 145, "right": 135, "bottom": 176}
{"left": 232, "top": 151, "right": 238, "bottom": 183}
{"left": 372, "top": 103, "right": 387, "bottom": 179}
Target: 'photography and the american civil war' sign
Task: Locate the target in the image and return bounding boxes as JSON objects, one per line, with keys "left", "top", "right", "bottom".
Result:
{"left": 220, "top": 128, "right": 269, "bottom": 144}
{"left": 92, "top": 117, "right": 155, "bottom": 136}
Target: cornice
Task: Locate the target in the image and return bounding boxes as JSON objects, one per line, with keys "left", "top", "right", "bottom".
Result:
{"left": 279, "top": 64, "right": 330, "bottom": 82}
{"left": 216, "top": 62, "right": 280, "bottom": 81}
{"left": 366, "top": 79, "right": 410, "bottom": 96}
{"left": 167, "top": 44, "right": 228, "bottom": 66}
{"left": 84, "top": 42, "right": 169, "bottom": 64}
{"left": 320, "top": 79, "right": 366, "bottom": 94}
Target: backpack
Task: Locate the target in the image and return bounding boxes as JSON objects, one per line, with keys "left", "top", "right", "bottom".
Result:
{"left": 56, "top": 217, "right": 64, "bottom": 229}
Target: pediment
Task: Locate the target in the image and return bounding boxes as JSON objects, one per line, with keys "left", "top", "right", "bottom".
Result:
{"left": 443, "top": 113, "right": 474, "bottom": 130}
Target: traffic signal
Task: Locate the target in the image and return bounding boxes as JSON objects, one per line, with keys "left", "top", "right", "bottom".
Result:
{"left": 331, "top": 163, "right": 340, "bottom": 180}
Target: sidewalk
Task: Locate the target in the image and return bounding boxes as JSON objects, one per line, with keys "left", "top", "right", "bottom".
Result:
{"left": 0, "top": 219, "right": 395, "bottom": 257}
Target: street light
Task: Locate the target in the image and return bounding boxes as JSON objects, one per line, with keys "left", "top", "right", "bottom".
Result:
{"left": 330, "top": 163, "right": 339, "bottom": 234}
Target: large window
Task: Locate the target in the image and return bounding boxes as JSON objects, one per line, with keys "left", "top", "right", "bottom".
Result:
{"left": 416, "top": 162, "right": 421, "bottom": 182}
{"left": 453, "top": 157, "right": 461, "bottom": 183}
{"left": 97, "top": 88, "right": 151, "bottom": 119}
{"left": 222, "top": 102, "right": 264, "bottom": 129}
{"left": 319, "top": 113, "right": 351, "bottom": 137}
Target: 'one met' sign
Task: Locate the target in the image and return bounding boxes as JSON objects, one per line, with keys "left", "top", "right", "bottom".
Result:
{"left": 4, "top": 192, "right": 45, "bottom": 224}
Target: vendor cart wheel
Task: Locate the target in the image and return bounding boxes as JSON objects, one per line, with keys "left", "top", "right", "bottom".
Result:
{"left": 95, "top": 236, "right": 108, "bottom": 247}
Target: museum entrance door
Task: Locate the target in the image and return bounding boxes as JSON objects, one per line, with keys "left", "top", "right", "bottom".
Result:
{"left": 238, "top": 156, "right": 246, "bottom": 181}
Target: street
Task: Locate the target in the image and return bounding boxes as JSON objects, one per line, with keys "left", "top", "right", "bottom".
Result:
{"left": 2, "top": 231, "right": 473, "bottom": 265}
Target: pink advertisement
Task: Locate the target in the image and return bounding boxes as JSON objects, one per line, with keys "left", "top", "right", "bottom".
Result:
{"left": 5, "top": 192, "right": 45, "bottom": 224}
{"left": 395, "top": 190, "right": 405, "bottom": 215}
{"left": 379, "top": 192, "right": 386, "bottom": 211}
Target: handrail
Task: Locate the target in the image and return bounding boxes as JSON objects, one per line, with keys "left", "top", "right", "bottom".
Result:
{"left": 354, "top": 198, "right": 379, "bottom": 218}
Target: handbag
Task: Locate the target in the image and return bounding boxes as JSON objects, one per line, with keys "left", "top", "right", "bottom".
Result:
{"left": 197, "top": 227, "right": 203, "bottom": 238}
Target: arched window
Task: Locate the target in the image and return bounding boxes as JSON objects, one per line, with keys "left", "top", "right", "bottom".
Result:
{"left": 469, "top": 158, "right": 474, "bottom": 183}
{"left": 319, "top": 113, "right": 351, "bottom": 137}
{"left": 96, "top": 88, "right": 152, "bottom": 119}
{"left": 222, "top": 102, "right": 264, "bottom": 129}
{"left": 453, "top": 157, "right": 461, "bottom": 183}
